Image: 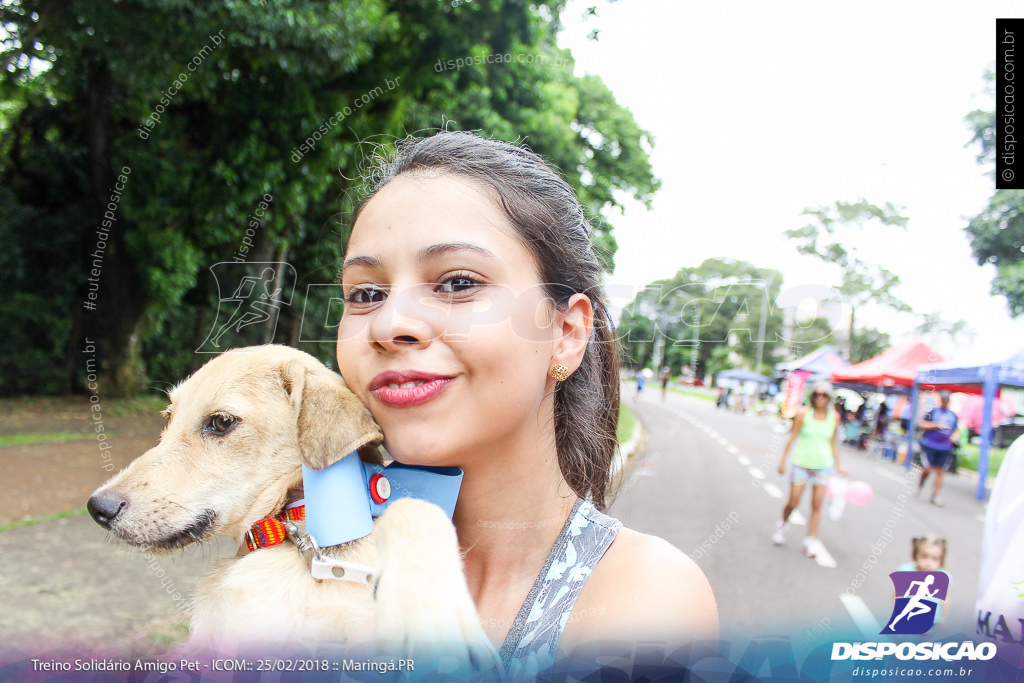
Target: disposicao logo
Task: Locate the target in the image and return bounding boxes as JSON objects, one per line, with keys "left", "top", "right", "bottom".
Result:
{"left": 831, "top": 571, "right": 996, "bottom": 663}
{"left": 831, "top": 641, "right": 996, "bottom": 662}
{"left": 882, "top": 571, "right": 949, "bottom": 635}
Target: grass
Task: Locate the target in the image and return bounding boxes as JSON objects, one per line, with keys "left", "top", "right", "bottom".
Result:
{"left": 0, "top": 432, "right": 90, "bottom": 447}
{"left": 145, "top": 622, "right": 191, "bottom": 652}
{"left": 667, "top": 386, "right": 718, "bottom": 403}
{"left": 617, "top": 403, "right": 637, "bottom": 443}
{"left": 105, "top": 394, "right": 169, "bottom": 416}
{"left": 0, "top": 507, "right": 88, "bottom": 533}
{"left": 0, "top": 394, "right": 167, "bottom": 447}
{"left": 0, "top": 393, "right": 167, "bottom": 418}
{"left": 624, "top": 378, "right": 717, "bottom": 404}
{"left": 956, "top": 441, "right": 1007, "bottom": 478}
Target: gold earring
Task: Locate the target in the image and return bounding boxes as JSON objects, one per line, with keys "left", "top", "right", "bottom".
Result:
{"left": 549, "top": 364, "right": 570, "bottom": 382}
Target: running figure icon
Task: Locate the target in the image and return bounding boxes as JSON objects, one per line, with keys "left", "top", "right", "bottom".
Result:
{"left": 197, "top": 262, "right": 296, "bottom": 353}
{"left": 888, "top": 575, "right": 938, "bottom": 630}
{"left": 209, "top": 267, "right": 282, "bottom": 347}
{"left": 881, "top": 571, "right": 949, "bottom": 635}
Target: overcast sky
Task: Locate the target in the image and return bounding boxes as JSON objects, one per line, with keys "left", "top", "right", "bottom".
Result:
{"left": 557, "top": 0, "right": 1024, "bottom": 363}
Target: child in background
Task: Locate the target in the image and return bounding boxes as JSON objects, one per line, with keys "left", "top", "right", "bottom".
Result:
{"left": 897, "top": 534, "right": 950, "bottom": 631}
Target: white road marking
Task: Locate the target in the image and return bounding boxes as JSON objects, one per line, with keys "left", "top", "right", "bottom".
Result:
{"left": 839, "top": 593, "right": 883, "bottom": 638}
{"left": 717, "top": 437, "right": 729, "bottom": 446}
{"left": 762, "top": 482, "right": 784, "bottom": 499}
{"left": 727, "top": 445, "right": 740, "bottom": 455}
{"left": 814, "top": 543, "right": 837, "bottom": 569}
{"left": 790, "top": 510, "right": 807, "bottom": 526}
{"left": 875, "top": 467, "right": 912, "bottom": 485}
{"left": 748, "top": 467, "right": 766, "bottom": 480}
{"left": 737, "top": 455, "right": 752, "bottom": 466}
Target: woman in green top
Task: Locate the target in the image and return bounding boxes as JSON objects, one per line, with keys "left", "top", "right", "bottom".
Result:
{"left": 773, "top": 382, "right": 848, "bottom": 557}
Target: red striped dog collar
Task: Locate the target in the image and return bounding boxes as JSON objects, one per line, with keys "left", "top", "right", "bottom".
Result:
{"left": 245, "top": 500, "right": 305, "bottom": 552}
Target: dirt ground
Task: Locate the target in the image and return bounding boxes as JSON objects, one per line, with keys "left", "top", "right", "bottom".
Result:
{"left": 0, "top": 397, "right": 236, "bottom": 656}
{"left": 0, "top": 394, "right": 646, "bottom": 661}
{"left": 0, "top": 398, "right": 167, "bottom": 526}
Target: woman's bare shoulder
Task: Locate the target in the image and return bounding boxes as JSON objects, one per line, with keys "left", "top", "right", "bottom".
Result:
{"left": 564, "top": 527, "right": 718, "bottom": 648}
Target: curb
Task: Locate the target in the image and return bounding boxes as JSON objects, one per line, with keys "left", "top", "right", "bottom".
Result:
{"left": 612, "top": 420, "right": 644, "bottom": 477}
{"left": 610, "top": 409, "right": 648, "bottom": 499}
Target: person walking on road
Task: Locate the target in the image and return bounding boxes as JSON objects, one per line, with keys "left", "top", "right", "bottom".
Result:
{"left": 773, "top": 382, "right": 848, "bottom": 558}
{"left": 917, "top": 390, "right": 959, "bottom": 507}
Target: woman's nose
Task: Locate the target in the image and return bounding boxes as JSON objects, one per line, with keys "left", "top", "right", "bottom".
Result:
{"left": 368, "top": 286, "right": 437, "bottom": 351}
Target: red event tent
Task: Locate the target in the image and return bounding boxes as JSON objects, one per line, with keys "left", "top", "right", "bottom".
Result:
{"left": 830, "top": 341, "right": 982, "bottom": 395}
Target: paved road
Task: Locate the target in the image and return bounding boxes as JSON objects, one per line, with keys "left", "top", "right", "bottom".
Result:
{"left": 611, "top": 388, "right": 988, "bottom": 649}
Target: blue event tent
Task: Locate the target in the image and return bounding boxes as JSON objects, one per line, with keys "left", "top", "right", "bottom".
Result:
{"left": 774, "top": 344, "right": 847, "bottom": 380}
{"left": 912, "top": 346, "right": 1024, "bottom": 500}
{"left": 716, "top": 368, "right": 773, "bottom": 385}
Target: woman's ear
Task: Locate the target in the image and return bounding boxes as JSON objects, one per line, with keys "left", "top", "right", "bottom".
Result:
{"left": 552, "top": 293, "right": 594, "bottom": 373}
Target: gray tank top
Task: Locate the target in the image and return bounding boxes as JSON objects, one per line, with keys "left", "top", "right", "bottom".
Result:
{"left": 498, "top": 498, "right": 622, "bottom": 676}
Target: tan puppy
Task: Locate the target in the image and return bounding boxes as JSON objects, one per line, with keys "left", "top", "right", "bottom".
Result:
{"left": 88, "top": 345, "right": 495, "bottom": 665}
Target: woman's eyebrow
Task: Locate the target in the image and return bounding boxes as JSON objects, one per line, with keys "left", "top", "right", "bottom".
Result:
{"left": 339, "top": 242, "right": 497, "bottom": 282}
{"left": 418, "top": 242, "right": 497, "bottom": 262}
{"left": 338, "top": 254, "right": 383, "bottom": 282}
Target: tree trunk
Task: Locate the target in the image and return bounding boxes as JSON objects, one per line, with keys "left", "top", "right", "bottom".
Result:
{"left": 83, "top": 55, "right": 147, "bottom": 396}
{"left": 848, "top": 306, "right": 856, "bottom": 362}
{"left": 265, "top": 244, "right": 289, "bottom": 345}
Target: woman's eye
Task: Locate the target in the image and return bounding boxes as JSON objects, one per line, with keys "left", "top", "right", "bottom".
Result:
{"left": 346, "top": 287, "right": 387, "bottom": 305}
{"left": 437, "top": 275, "right": 480, "bottom": 295}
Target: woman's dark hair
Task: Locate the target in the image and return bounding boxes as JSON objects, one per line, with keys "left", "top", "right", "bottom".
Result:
{"left": 354, "top": 131, "right": 621, "bottom": 510}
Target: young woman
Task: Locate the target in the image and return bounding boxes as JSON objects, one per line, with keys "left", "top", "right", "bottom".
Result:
{"left": 774, "top": 382, "right": 848, "bottom": 557}
{"left": 335, "top": 132, "right": 717, "bottom": 672}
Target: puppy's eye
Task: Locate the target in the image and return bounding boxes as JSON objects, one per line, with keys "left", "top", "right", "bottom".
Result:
{"left": 204, "top": 414, "right": 238, "bottom": 435}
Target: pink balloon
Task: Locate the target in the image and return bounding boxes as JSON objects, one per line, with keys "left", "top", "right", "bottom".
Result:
{"left": 846, "top": 480, "right": 874, "bottom": 506}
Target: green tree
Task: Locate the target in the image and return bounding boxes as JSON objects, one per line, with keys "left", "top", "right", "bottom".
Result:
{"left": 914, "top": 312, "right": 975, "bottom": 353}
{"left": 784, "top": 199, "right": 912, "bottom": 360}
{"left": 0, "top": 0, "right": 658, "bottom": 396}
{"left": 964, "top": 67, "right": 1024, "bottom": 316}
{"left": 784, "top": 316, "right": 840, "bottom": 361}
{"left": 850, "top": 326, "right": 890, "bottom": 364}
{"left": 616, "top": 258, "right": 785, "bottom": 379}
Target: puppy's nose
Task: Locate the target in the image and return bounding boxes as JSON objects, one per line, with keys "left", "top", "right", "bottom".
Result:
{"left": 88, "top": 491, "right": 128, "bottom": 529}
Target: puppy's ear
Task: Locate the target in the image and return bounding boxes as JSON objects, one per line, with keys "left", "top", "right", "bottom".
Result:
{"left": 283, "top": 361, "right": 382, "bottom": 471}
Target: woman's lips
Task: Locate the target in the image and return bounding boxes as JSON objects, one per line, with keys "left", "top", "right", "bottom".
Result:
{"left": 368, "top": 371, "right": 455, "bottom": 408}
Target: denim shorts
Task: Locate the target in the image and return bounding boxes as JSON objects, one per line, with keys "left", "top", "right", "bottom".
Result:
{"left": 921, "top": 445, "right": 951, "bottom": 470}
{"left": 791, "top": 465, "right": 832, "bottom": 487}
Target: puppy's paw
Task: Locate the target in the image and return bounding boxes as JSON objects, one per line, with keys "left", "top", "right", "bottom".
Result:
{"left": 372, "top": 499, "right": 501, "bottom": 673}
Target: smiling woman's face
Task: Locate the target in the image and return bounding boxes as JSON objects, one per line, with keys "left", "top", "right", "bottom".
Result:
{"left": 336, "top": 174, "right": 560, "bottom": 467}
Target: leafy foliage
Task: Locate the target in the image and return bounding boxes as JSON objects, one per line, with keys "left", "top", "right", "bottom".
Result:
{"left": 784, "top": 199, "right": 911, "bottom": 358}
{"left": 964, "top": 67, "right": 1024, "bottom": 316}
{"left": 616, "top": 258, "right": 785, "bottom": 379}
{"left": 0, "top": 0, "right": 658, "bottom": 395}
{"left": 850, "top": 326, "right": 890, "bottom": 365}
